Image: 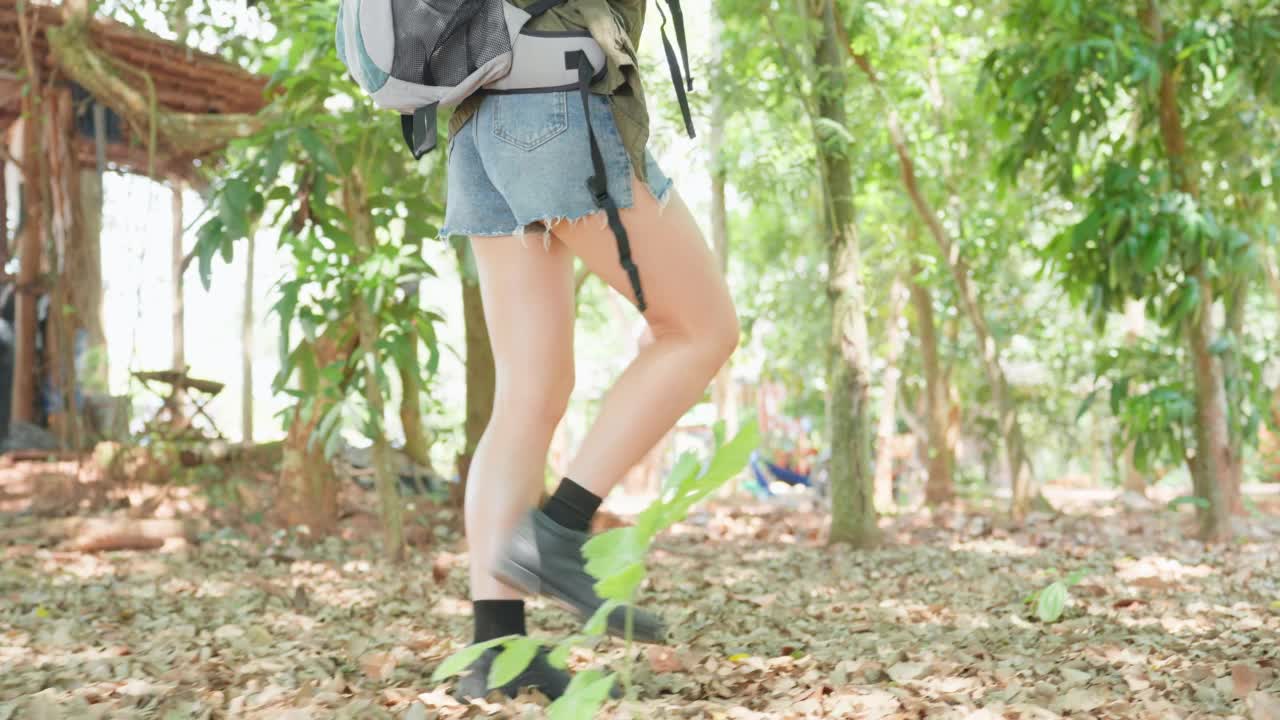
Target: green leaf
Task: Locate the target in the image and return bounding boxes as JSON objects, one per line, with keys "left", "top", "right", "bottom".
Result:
{"left": 487, "top": 636, "right": 541, "bottom": 688}
{"left": 547, "top": 635, "right": 584, "bottom": 669}
{"left": 261, "top": 134, "right": 290, "bottom": 187}
{"left": 297, "top": 127, "right": 340, "bottom": 175}
{"left": 583, "top": 599, "right": 620, "bottom": 636}
{"left": 1063, "top": 568, "right": 1088, "bottom": 586}
{"left": 583, "top": 527, "right": 646, "bottom": 580}
{"left": 593, "top": 562, "right": 646, "bottom": 602}
{"left": 429, "top": 637, "right": 507, "bottom": 683}
{"left": 1167, "top": 495, "right": 1210, "bottom": 510}
{"left": 219, "top": 178, "right": 253, "bottom": 239}
{"left": 547, "top": 670, "right": 617, "bottom": 720}
{"left": 1035, "top": 581, "right": 1068, "bottom": 623}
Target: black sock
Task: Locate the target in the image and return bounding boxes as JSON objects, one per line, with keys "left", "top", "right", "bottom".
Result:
{"left": 540, "top": 477, "right": 603, "bottom": 532}
{"left": 473, "top": 599, "right": 526, "bottom": 644}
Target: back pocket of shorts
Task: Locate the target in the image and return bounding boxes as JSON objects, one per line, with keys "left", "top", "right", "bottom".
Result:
{"left": 491, "top": 93, "right": 569, "bottom": 151}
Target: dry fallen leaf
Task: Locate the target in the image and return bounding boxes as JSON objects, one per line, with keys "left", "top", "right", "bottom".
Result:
{"left": 360, "top": 652, "right": 397, "bottom": 682}
{"left": 1249, "top": 691, "right": 1280, "bottom": 720}
{"left": 1234, "top": 665, "right": 1263, "bottom": 698}
{"left": 648, "top": 646, "right": 686, "bottom": 673}
{"left": 886, "top": 662, "right": 927, "bottom": 684}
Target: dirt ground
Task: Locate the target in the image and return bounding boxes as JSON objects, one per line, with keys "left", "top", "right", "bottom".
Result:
{"left": 1, "top": 460, "right": 1279, "bottom": 719}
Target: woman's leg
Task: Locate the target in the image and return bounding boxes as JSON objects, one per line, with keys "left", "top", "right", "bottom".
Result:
{"left": 550, "top": 178, "right": 739, "bottom": 497}
{"left": 465, "top": 232, "right": 576, "bottom": 600}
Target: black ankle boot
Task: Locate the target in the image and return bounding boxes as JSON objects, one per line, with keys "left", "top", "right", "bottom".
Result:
{"left": 492, "top": 509, "right": 668, "bottom": 644}
{"left": 452, "top": 645, "right": 571, "bottom": 701}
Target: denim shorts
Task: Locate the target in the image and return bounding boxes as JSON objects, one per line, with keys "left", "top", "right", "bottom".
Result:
{"left": 439, "top": 90, "right": 673, "bottom": 245}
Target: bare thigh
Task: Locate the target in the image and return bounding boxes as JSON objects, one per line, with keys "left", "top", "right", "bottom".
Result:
{"left": 469, "top": 233, "right": 577, "bottom": 417}
{"left": 549, "top": 177, "right": 736, "bottom": 342}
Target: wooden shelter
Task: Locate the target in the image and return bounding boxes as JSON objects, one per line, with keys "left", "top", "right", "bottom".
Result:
{"left": 0, "top": 0, "right": 271, "bottom": 447}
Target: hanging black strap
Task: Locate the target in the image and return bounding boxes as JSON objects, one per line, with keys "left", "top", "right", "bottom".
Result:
{"left": 656, "top": 0, "right": 695, "bottom": 138}
{"left": 567, "top": 51, "right": 647, "bottom": 313}
{"left": 401, "top": 104, "right": 438, "bottom": 159}
{"left": 665, "top": 0, "right": 693, "bottom": 92}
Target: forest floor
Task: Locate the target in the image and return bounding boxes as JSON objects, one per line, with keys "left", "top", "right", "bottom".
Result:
{"left": 2, "top": 461, "right": 1280, "bottom": 720}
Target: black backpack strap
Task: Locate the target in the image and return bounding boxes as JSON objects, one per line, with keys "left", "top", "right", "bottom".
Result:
{"left": 401, "top": 104, "right": 439, "bottom": 159}
{"left": 656, "top": 0, "right": 695, "bottom": 138}
{"left": 567, "top": 50, "right": 647, "bottom": 312}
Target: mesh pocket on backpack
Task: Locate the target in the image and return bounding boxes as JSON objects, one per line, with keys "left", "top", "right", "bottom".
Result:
{"left": 389, "top": 0, "right": 512, "bottom": 86}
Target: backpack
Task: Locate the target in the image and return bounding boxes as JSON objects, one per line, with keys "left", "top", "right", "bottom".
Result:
{"left": 335, "top": 0, "right": 694, "bottom": 312}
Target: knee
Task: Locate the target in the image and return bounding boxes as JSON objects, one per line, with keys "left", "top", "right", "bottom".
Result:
{"left": 493, "top": 369, "right": 575, "bottom": 431}
{"left": 652, "top": 301, "right": 739, "bottom": 370}
{"left": 710, "top": 304, "right": 741, "bottom": 364}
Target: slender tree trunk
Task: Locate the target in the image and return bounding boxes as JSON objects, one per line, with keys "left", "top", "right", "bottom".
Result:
{"left": 873, "top": 275, "right": 907, "bottom": 511}
{"left": 1263, "top": 248, "right": 1280, "bottom": 310}
{"left": 1222, "top": 283, "right": 1246, "bottom": 514}
{"left": 76, "top": 168, "right": 107, "bottom": 393}
{"left": 848, "top": 51, "right": 1042, "bottom": 520}
{"left": 11, "top": 11, "right": 45, "bottom": 426}
{"left": 1142, "top": 0, "right": 1233, "bottom": 542}
{"left": 276, "top": 329, "right": 355, "bottom": 535}
{"left": 910, "top": 266, "right": 955, "bottom": 505}
{"left": 708, "top": 9, "right": 737, "bottom": 441}
{"left": 454, "top": 239, "right": 495, "bottom": 506}
{"left": 398, "top": 326, "right": 434, "bottom": 471}
{"left": 241, "top": 232, "right": 255, "bottom": 445}
{"left": 816, "top": 0, "right": 876, "bottom": 548}
{"left": 1121, "top": 300, "right": 1147, "bottom": 495}
{"left": 44, "top": 88, "right": 84, "bottom": 448}
{"left": 344, "top": 171, "right": 404, "bottom": 562}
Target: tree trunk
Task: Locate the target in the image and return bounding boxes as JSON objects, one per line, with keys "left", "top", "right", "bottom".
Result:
{"left": 873, "top": 274, "right": 907, "bottom": 511}
{"left": 848, "top": 51, "right": 1042, "bottom": 520}
{"left": 241, "top": 232, "right": 255, "bottom": 445}
{"left": 910, "top": 266, "right": 955, "bottom": 505}
{"left": 454, "top": 239, "right": 495, "bottom": 506}
{"left": 11, "top": 20, "right": 45, "bottom": 427}
{"left": 708, "top": 9, "right": 738, "bottom": 441}
{"left": 397, "top": 323, "right": 434, "bottom": 472}
{"left": 1263, "top": 247, "right": 1280, "bottom": 310}
{"left": 1121, "top": 300, "right": 1147, "bottom": 495}
{"left": 75, "top": 167, "right": 107, "bottom": 393}
{"left": 816, "top": 0, "right": 876, "bottom": 548}
{"left": 1222, "top": 282, "right": 1245, "bottom": 514}
{"left": 44, "top": 88, "right": 83, "bottom": 448}
{"left": 276, "top": 330, "right": 354, "bottom": 535}
{"left": 1142, "top": 0, "right": 1234, "bottom": 542}
{"left": 344, "top": 171, "right": 404, "bottom": 562}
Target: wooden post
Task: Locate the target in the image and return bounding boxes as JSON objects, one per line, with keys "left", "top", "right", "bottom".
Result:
{"left": 171, "top": 184, "right": 185, "bottom": 373}
{"left": 241, "top": 232, "right": 254, "bottom": 444}
{"left": 11, "top": 120, "right": 43, "bottom": 425}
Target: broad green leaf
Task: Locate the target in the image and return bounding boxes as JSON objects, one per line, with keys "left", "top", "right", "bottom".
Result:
{"left": 547, "top": 670, "right": 617, "bottom": 720}
{"left": 1035, "top": 581, "right": 1068, "bottom": 623}
{"left": 429, "top": 637, "right": 507, "bottom": 683}
{"left": 583, "top": 599, "right": 620, "bottom": 636}
{"left": 1167, "top": 495, "right": 1210, "bottom": 510}
{"left": 583, "top": 528, "right": 645, "bottom": 580}
{"left": 297, "top": 127, "right": 340, "bottom": 175}
{"left": 488, "top": 636, "right": 541, "bottom": 688}
{"left": 593, "top": 562, "right": 646, "bottom": 602}
{"left": 547, "top": 635, "right": 585, "bottom": 669}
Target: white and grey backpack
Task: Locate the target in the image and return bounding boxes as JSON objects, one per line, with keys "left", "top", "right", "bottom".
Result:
{"left": 335, "top": 0, "right": 694, "bottom": 311}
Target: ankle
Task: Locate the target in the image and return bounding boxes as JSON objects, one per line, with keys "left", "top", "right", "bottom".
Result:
{"left": 540, "top": 477, "right": 603, "bottom": 533}
{"left": 472, "top": 599, "right": 526, "bottom": 644}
